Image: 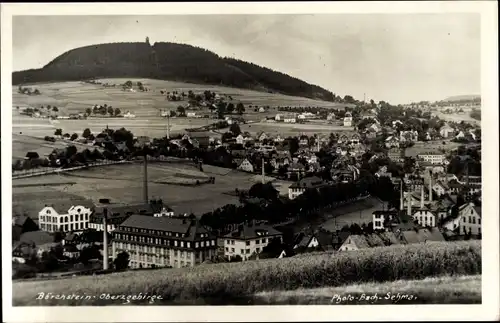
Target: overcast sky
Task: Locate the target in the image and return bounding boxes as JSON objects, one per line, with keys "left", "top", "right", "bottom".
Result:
{"left": 13, "top": 14, "right": 480, "bottom": 104}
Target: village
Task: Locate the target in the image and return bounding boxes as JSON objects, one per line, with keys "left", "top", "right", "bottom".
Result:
{"left": 11, "top": 83, "right": 482, "bottom": 278}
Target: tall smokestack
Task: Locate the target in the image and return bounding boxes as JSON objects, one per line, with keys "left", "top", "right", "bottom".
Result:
{"left": 407, "top": 191, "right": 412, "bottom": 216}
{"left": 103, "top": 207, "right": 109, "bottom": 270}
{"left": 420, "top": 186, "right": 425, "bottom": 209}
{"left": 399, "top": 179, "right": 404, "bottom": 211}
{"left": 143, "top": 153, "right": 148, "bottom": 204}
{"left": 429, "top": 170, "right": 433, "bottom": 202}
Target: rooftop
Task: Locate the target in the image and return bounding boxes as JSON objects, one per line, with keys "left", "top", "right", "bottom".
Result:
{"left": 224, "top": 223, "right": 282, "bottom": 240}
{"left": 118, "top": 214, "right": 211, "bottom": 241}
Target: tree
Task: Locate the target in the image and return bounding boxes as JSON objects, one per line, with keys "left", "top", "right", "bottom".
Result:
{"left": 107, "top": 106, "right": 114, "bottom": 116}
{"left": 236, "top": 102, "right": 245, "bottom": 115}
{"left": 249, "top": 182, "right": 279, "bottom": 201}
{"left": 227, "top": 103, "right": 235, "bottom": 113}
{"left": 85, "top": 107, "right": 92, "bottom": 115}
{"left": 221, "top": 132, "right": 234, "bottom": 143}
{"left": 54, "top": 129, "right": 63, "bottom": 136}
{"left": 113, "top": 251, "right": 130, "bottom": 271}
{"left": 217, "top": 102, "right": 227, "bottom": 119}
{"left": 82, "top": 128, "right": 92, "bottom": 139}
{"left": 70, "top": 133, "right": 78, "bottom": 141}
{"left": 114, "top": 108, "right": 121, "bottom": 116}
{"left": 230, "top": 123, "right": 241, "bottom": 135}
{"left": 52, "top": 106, "right": 59, "bottom": 112}
{"left": 177, "top": 106, "right": 186, "bottom": 114}
{"left": 124, "top": 80, "right": 133, "bottom": 88}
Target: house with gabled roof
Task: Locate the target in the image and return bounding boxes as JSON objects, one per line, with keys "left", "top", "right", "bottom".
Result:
{"left": 223, "top": 222, "right": 283, "bottom": 261}
{"left": 237, "top": 158, "right": 255, "bottom": 173}
{"left": 442, "top": 202, "right": 481, "bottom": 235}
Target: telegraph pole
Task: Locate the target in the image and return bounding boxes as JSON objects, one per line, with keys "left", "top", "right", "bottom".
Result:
{"left": 166, "top": 108, "right": 171, "bottom": 139}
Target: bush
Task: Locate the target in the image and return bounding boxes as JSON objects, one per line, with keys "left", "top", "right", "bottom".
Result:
{"left": 12, "top": 241, "right": 481, "bottom": 305}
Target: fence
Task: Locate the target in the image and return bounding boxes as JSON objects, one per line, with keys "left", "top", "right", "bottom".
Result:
{"left": 12, "top": 160, "right": 131, "bottom": 179}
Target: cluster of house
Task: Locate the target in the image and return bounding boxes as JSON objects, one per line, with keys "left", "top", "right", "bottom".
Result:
{"left": 372, "top": 170, "right": 482, "bottom": 238}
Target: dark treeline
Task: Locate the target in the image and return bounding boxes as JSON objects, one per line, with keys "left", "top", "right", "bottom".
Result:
{"left": 13, "top": 42, "right": 335, "bottom": 101}
{"left": 199, "top": 176, "right": 398, "bottom": 235}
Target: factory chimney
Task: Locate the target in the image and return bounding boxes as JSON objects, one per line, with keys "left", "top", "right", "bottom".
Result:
{"left": 399, "top": 179, "right": 404, "bottom": 211}
{"left": 420, "top": 186, "right": 425, "bottom": 209}
{"left": 428, "top": 170, "right": 433, "bottom": 203}
{"left": 98, "top": 199, "right": 110, "bottom": 271}
{"left": 407, "top": 191, "right": 412, "bottom": 216}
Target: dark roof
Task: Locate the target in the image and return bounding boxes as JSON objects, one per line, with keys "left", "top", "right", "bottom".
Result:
{"left": 118, "top": 215, "right": 211, "bottom": 241}
{"left": 13, "top": 214, "right": 30, "bottom": 227}
{"left": 294, "top": 232, "right": 315, "bottom": 248}
{"left": 400, "top": 228, "right": 445, "bottom": 244}
{"left": 332, "top": 231, "right": 351, "bottom": 246}
{"left": 19, "top": 231, "right": 54, "bottom": 246}
{"left": 224, "top": 223, "right": 282, "bottom": 240}
{"left": 91, "top": 203, "right": 163, "bottom": 223}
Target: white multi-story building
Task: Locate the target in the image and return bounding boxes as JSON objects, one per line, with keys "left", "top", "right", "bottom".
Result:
{"left": 413, "top": 209, "right": 437, "bottom": 227}
{"left": 443, "top": 202, "right": 482, "bottom": 235}
{"left": 38, "top": 205, "right": 92, "bottom": 233}
{"left": 417, "top": 152, "right": 446, "bottom": 165}
{"left": 112, "top": 215, "right": 217, "bottom": 269}
{"left": 372, "top": 211, "right": 397, "bottom": 231}
{"left": 223, "top": 223, "right": 283, "bottom": 261}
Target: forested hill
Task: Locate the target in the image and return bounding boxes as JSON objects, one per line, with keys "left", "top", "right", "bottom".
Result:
{"left": 12, "top": 42, "right": 335, "bottom": 101}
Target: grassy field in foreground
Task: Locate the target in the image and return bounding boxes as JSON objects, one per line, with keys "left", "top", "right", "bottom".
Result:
{"left": 12, "top": 240, "right": 481, "bottom": 305}
{"left": 254, "top": 275, "right": 481, "bottom": 304}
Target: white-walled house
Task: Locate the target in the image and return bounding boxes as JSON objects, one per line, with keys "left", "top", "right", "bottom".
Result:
{"left": 413, "top": 209, "right": 437, "bottom": 227}
{"left": 123, "top": 111, "right": 136, "bottom": 118}
{"left": 417, "top": 152, "right": 446, "bottom": 165}
{"left": 237, "top": 159, "right": 254, "bottom": 173}
{"left": 432, "top": 181, "right": 448, "bottom": 197}
{"left": 442, "top": 202, "right": 481, "bottom": 235}
{"left": 223, "top": 223, "right": 283, "bottom": 261}
{"left": 38, "top": 205, "right": 92, "bottom": 233}
{"left": 439, "top": 124, "right": 455, "bottom": 138}
{"left": 235, "top": 134, "right": 244, "bottom": 145}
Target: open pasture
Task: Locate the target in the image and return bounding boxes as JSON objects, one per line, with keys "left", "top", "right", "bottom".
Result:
{"left": 11, "top": 133, "right": 102, "bottom": 161}
{"left": 13, "top": 78, "right": 345, "bottom": 123}
{"left": 240, "top": 121, "right": 355, "bottom": 136}
{"left": 11, "top": 163, "right": 266, "bottom": 217}
{"left": 320, "top": 197, "right": 386, "bottom": 231}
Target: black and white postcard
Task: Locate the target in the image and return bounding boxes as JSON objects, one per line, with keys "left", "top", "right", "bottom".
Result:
{"left": 1, "top": 2, "right": 498, "bottom": 322}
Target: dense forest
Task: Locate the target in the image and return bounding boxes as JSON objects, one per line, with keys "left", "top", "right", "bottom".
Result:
{"left": 12, "top": 42, "right": 335, "bottom": 101}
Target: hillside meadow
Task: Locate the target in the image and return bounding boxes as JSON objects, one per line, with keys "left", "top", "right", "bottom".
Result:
{"left": 13, "top": 78, "right": 345, "bottom": 118}
{"left": 12, "top": 240, "right": 481, "bottom": 305}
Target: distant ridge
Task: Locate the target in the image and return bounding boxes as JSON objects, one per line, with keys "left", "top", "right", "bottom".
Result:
{"left": 12, "top": 41, "right": 335, "bottom": 101}
{"left": 442, "top": 95, "right": 481, "bottom": 102}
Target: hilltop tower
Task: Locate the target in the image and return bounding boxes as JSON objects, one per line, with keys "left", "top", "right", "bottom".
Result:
{"left": 146, "top": 36, "right": 150, "bottom": 45}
